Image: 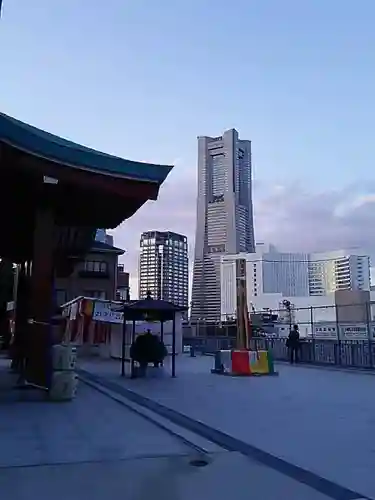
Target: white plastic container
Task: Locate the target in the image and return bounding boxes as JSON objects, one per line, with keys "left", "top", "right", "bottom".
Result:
{"left": 220, "top": 350, "right": 232, "bottom": 373}
{"left": 49, "top": 371, "right": 78, "bottom": 401}
{"left": 52, "top": 345, "right": 77, "bottom": 371}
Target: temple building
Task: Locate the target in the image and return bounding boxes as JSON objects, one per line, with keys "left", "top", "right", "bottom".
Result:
{"left": 0, "top": 111, "right": 172, "bottom": 388}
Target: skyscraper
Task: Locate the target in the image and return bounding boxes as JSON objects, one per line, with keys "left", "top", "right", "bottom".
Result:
{"left": 139, "top": 231, "right": 189, "bottom": 307}
{"left": 191, "top": 128, "right": 255, "bottom": 321}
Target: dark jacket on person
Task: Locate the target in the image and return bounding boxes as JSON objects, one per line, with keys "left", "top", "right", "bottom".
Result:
{"left": 287, "top": 327, "right": 300, "bottom": 348}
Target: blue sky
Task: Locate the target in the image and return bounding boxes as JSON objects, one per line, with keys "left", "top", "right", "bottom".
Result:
{"left": 1, "top": 1, "right": 375, "bottom": 294}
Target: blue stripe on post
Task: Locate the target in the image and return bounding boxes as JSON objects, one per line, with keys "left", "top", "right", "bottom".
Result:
{"left": 214, "top": 350, "right": 222, "bottom": 372}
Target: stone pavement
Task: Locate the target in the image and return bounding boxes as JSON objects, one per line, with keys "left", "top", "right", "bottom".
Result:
{"left": 0, "top": 381, "right": 188, "bottom": 468}
{"left": 0, "top": 451, "right": 336, "bottom": 500}
{"left": 79, "top": 355, "right": 375, "bottom": 499}
{"left": 0, "top": 357, "right": 354, "bottom": 500}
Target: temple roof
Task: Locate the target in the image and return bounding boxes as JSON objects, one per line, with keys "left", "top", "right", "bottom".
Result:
{"left": 0, "top": 112, "right": 173, "bottom": 183}
{"left": 90, "top": 241, "right": 125, "bottom": 255}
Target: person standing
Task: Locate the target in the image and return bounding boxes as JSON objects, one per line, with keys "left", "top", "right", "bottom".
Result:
{"left": 287, "top": 324, "right": 300, "bottom": 364}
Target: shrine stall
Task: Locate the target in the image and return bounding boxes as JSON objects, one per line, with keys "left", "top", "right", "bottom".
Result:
{"left": 60, "top": 296, "right": 183, "bottom": 359}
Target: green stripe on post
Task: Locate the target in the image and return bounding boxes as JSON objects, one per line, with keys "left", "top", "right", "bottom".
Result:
{"left": 267, "top": 350, "right": 275, "bottom": 374}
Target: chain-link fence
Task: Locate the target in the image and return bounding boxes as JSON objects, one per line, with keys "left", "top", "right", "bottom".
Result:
{"left": 183, "top": 301, "right": 375, "bottom": 369}
{"left": 185, "top": 301, "right": 375, "bottom": 340}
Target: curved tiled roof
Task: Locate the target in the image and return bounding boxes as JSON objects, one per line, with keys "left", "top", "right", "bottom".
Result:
{"left": 90, "top": 241, "right": 125, "bottom": 255}
{"left": 0, "top": 112, "right": 173, "bottom": 183}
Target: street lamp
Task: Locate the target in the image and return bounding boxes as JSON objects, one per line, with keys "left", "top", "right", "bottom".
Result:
{"left": 282, "top": 300, "right": 292, "bottom": 334}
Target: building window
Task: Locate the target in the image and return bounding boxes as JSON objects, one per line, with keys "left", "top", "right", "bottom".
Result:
{"left": 116, "top": 289, "right": 130, "bottom": 301}
{"left": 84, "top": 261, "right": 108, "bottom": 273}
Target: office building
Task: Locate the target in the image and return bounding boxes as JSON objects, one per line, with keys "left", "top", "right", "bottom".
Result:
{"left": 139, "top": 231, "right": 188, "bottom": 307}
{"left": 221, "top": 246, "right": 371, "bottom": 321}
{"left": 221, "top": 245, "right": 310, "bottom": 319}
{"left": 95, "top": 229, "right": 107, "bottom": 243}
{"left": 308, "top": 250, "right": 370, "bottom": 296}
{"left": 222, "top": 244, "right": 309, "bottom": 298}
{"left": 95, "top": 229, "right": 114, "bottom": 246}
{"left": 192, "top": 128, "right": 255, "bottom": 321}
{"left": 221, "top": 285, "right": 375, "bottom": 335}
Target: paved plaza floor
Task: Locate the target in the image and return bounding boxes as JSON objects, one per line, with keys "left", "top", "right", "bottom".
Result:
{"left": 0, "top": 380, "right": 190, "bottom": 468}
{"left": 0, "top": 355, "right": 371, "bottom": 499}
{"left": 0, "top": 451, "right": 337, "bottom": 500}
{"left": 79, "top": 355, "right": 375, "bottom": 499}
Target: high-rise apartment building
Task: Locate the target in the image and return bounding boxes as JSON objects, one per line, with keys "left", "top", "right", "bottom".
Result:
{"left": 308, "top": 250, "right": 370, "bottom": 295}
{"left": 192, "top": 129, "right": 255, "bottom": 321}
{"left": 139, "top": 231, "right": 188, "bottom": 307}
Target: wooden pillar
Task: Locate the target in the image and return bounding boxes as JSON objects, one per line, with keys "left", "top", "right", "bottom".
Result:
{"left": 14, "top": 262, "right": 27, "bottom": 332}
{"left": 12, "top": 262, "right": 29, "bottom": 372}
{"left": 171, "top": 314, "right": 176, "bottom": 378}
{"left": 26, "top": 208, "right": 55, "bottom": 389}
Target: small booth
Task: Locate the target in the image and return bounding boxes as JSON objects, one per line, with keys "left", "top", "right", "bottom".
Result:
{"left": 60, "top": 297, "right": 117, "bottom": 356}
{"left": 60, "top": 296, "right": 184, "bottom": 366}
{"left": 116, "top": 294, "right": 188, "bottom": 378}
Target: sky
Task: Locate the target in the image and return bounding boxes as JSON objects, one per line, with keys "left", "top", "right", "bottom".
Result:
{"left": 1, "top": 0, "right": 375, "bottom": 296}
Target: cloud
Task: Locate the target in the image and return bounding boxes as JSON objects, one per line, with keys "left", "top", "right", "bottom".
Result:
{"left": 255, "top": 182, "right": 375, "bottom": 256}
{"left": 112, "top": 171, "right": 375, "bottom": 298}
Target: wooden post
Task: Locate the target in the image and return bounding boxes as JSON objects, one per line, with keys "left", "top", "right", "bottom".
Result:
{"left": 172, "top": 314, "right": 176, "bottom": 378}
{"left": 121, "top": 313, "right": 126, "bottom": 377}
{"left": 160, "top": 320, "right": 164, "bottom": 367}
{"left": 12, "top": 262, "right": 29, "bottom": 376}
{"left": 235, "top": 259, "right": 247, "bottom": 350}
{"left": 27, "top": 208, "right": 55, "bottom": 389}
{"left": 130, "top": 320, "right": 136, "bottom": 378}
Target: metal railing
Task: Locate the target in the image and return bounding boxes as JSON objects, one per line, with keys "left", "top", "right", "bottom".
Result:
{"left": 183, "top": 300, "right": 375, "bottom": 369}
{"left": 183, "top": 336, "right": 375, "bottom": 370}
{"left": 185, "top": 301, "right": 375, "bottom": 340}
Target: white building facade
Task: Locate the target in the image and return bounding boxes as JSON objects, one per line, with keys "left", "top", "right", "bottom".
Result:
{"left": 221, "top": 245, "right": 310, "bottom": 320}
{"left": 221, "top": 246, "right": 372, "bottom": 326}
{"left": 252, "top": 243, "right": 309, "bottom": 297}
{"left": 308, "top": 250, "right": 370, "bottom": 296}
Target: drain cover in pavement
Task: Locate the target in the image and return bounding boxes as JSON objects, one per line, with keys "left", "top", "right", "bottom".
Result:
{"left": 189, "top": 458, "right": 209, "bottom": 467}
